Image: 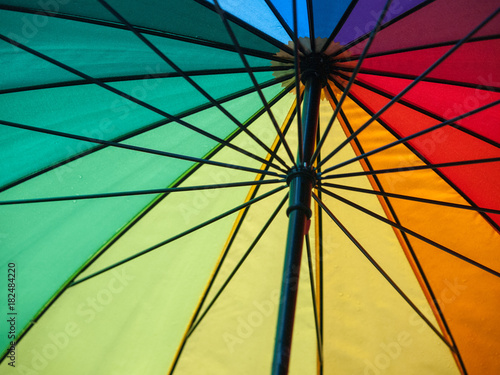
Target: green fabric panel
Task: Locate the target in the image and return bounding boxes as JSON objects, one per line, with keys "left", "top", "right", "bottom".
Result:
{"left": 0, "top": 9, "right": 276, "bottom": 91}
{"left": 0, "top": 85, "right": 290, "bottom": 355}
{"left": 0, "top": 74, "right": 279, "bottom": 188}
{"left": 0, "top": 1, "right": 281, "bottom": 55}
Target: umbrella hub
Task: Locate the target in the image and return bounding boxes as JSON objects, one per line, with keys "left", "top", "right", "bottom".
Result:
{"left": 300, "top": 53, "right": 332, "bottom": 86}
{"left": 285, "top": 166, "right": 317, "bottom": 187}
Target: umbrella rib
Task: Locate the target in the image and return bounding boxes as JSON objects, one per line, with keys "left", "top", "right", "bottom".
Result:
{"left": 0, "top": 180, "right": 286, "bottom": 206}
{"left": 315, "top": 5, "right": 500, "bottom": 169}
{"left": 313, "top": 126, "right": 325, "bottom": 371}
{"left": 168, "top": 107, "right": 297, "bottom": 374}
{"left": 97, "top": 0, "right": 291, "bottom": 172}
{"left": 69, "top": 185, "right": 287, "bottom": 287}
{"left": 305, "top": 233, "right": 324, "bottom": 364}
{"left": 0, "top": 67, "right": 292, "bottom": 96}
{"left": 319, "top": 98, "right": 500, "bottom": 175}
{"left": 335, "top": 67, "right": 500, "bottom": 92}
{"left": 312, "top": 193, "right": 456, "bottom": 351}
{"left": 185, "top": 194, "right": 289, "bottom": 338}
{"left": 293, "top": 0, "right": 304, "bottom": 165}
{"left": 320, "top": 157, "right": 500, "bottom": 179}
{"left": 310, "top": 0, "right": 394, "bottom": 166}
{"left": 338, "top": 34, "right": 500, "bottom": 62}
{"left": 292, "top": 0, "right": 304, "bottom": 165}
{"left": 0, "top": 4, "right": 292, "bottom": 64}
{"left": 318, "top": 187, "right": 500, "bottom": 279}
{"left": 306, "top": 0, "right": 316, "bottom": 51}
{"left": 0, "top": 120, "right": 284, "bottom": 178}
{"left": 0, "top": 79, "right": 294, "bottom": 194}
{"left": 333, "top": 72, "right": 500, "bottom": 148}
{"left": 212, "top": 0, "right": 297, "bottom": 166}
{"left": 321, "top": 182, "right": 500, "bottom": 215}
{"left": 0, "top": 33, "right": 288, "bottom": 175}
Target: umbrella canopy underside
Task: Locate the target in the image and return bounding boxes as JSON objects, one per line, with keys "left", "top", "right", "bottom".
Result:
{"left": 1, "top": 0, "right": 499, "bottom": 374}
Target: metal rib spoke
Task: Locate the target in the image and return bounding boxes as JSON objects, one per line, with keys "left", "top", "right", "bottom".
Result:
{"left": 0, "top": 180, "right": 286, "bottom": 206}
{"left": 293, "top": 0, "right": 304, "bottom": 164}
{"left": 320, "top": 157, "right": 500, "bottom": 180}
{"left": 0, "top": 120, "right": 284, "bottom": 178}
{"left": 321, "top": 182, "right": 500, "bottom": 215}
{"left": 305, "top": 234, "right": 323, "bottom": 364}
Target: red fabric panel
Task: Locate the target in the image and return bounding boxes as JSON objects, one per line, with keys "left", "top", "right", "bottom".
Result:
{"left": 339, "top": 39, "right": 500, "bottom": 88}
{"left": 356, "top": 73, "right": 500, "bottom": 144}
{"left": 346, "top": 83, "right": 500, "bottom": 227}
{"left": 348, "top": 0, "right": 500, "bottom": 56}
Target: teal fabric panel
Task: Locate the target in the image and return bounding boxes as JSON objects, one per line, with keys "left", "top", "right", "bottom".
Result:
{"left": 0, "top": 9, "right": 275, "bottom": 92}
{"left": 0, "top": 1, "right": 281, "bottom": 54}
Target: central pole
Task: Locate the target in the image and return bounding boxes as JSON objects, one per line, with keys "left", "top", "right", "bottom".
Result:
{"left": 272, "top": 70, "right": 323, "bottom": 375}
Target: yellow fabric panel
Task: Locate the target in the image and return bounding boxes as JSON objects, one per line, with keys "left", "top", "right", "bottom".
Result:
{"left": 171, "top": 188, "right": 316, "bottom": 375}
{"left": 333, "top": 95, "right": 500, "bottom": 375}
{"left": 317, "top": 99, "right": 460, "bottom": 374}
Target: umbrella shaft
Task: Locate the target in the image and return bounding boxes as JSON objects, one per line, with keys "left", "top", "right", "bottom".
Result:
{"left": 272, "top": 76, "right": 322, "bottom": 375}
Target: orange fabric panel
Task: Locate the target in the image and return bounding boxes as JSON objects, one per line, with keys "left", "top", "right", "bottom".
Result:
{"left": 326, "top": 92, "right": 500, "bottom": 374}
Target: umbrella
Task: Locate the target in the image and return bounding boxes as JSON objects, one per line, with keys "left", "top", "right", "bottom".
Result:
{"left": 1, "top": 0, "right": 499, "bottom": 374}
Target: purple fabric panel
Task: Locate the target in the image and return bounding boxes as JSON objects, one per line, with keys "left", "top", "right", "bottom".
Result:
{"left": 333, "top": 0, "right": 429, "bottom": 46}
{"left": 351, "top": 0, "right": 500, "bottom": 55}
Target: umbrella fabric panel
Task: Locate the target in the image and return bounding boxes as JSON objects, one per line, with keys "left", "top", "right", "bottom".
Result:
{"left": 266, "top": 0, "right": 311, "bottom": 39}
{"left": 0, "top": 0, "right": 283, "bottom": 54}
{"left": 346, "top": 82, "right": 500, "bottom": 227}
{"left": 0, "top": 73, "right": 280, "bottom": 189}
{"left": 355, "top": 74, "right": 500, "bottom": 144}
{"left": 349, "top": 40, "right": 500, "bottom": 88}
{"left": 315, "top": 101, "right": 459, "bottom": 374}
{"left": 203, "top": 0, "right": 291, "bottom": 43}
{"left": 0, "top": 8, "right": 276, "bottom": 91}
{"left": 348, "top": 0, "right": 500, "bottom": 57}
{"left": 332, "top": 0, "right": 430, "bottom": 47}
{"left": 310, "top": 0, "right": 354, "bottom": 40}
{"left": 319, "top": 195, "right": 461, "bottom": 375}
{"left": 329, "top": 94, "right": 500, "bottom": 374}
